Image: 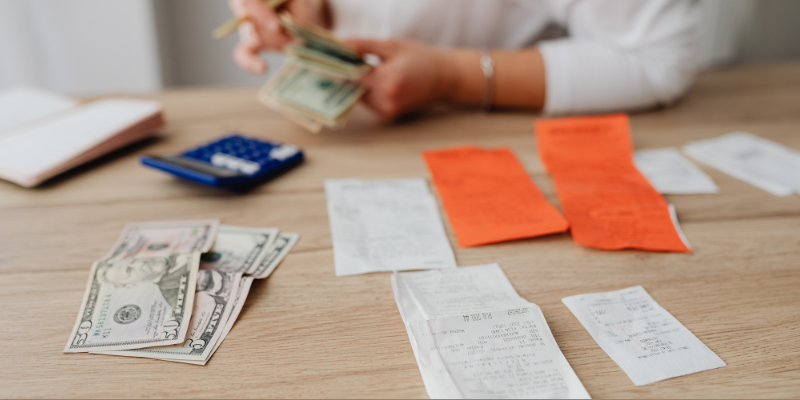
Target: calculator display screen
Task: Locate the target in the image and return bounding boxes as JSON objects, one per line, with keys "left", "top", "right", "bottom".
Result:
{"left": 151, "top": 155, "right": 245, "bottom": 178}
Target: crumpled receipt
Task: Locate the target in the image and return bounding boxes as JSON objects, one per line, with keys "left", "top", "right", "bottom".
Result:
{"left": 562, "top": 286, "right": 725, "bottom": 386}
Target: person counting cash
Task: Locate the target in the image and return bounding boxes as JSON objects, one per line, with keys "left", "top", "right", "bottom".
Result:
{"left": 229, "top": 0, "right": 698, "bottom": 122}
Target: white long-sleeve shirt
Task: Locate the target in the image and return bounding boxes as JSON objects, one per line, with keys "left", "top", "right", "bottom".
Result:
{"left": 328, "top": 0, "right": 698, "bottom": 115}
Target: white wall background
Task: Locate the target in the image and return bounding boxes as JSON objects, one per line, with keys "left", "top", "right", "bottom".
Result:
{"left": 1, "top": 0, "right": 799, "bottom": 96}
{"left": 152, "top": 0, "right": 285, "bottom": 88}
{"left": 0, "top": 0, "right": 162, "bottom": 94}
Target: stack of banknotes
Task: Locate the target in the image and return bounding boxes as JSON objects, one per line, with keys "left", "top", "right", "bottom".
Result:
{"left": 63, "top": 220, "right": 299, "bottom": 365}
{"left": 258, "top": 12, "right": 371, "bottom": 133}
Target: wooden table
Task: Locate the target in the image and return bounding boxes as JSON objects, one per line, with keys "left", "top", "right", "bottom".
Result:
{"left": 2, "top": 61, "right": 799, "bottom": 398}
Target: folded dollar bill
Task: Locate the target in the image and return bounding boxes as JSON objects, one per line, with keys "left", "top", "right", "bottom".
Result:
{"left": 160, "top": 276, "right": 254, "bottom": 365}
{"left": 259, "top": 63, "right": 363, "bottom": 133}
{"left": 260, "top": 12, "right": 371, "bottom": 133}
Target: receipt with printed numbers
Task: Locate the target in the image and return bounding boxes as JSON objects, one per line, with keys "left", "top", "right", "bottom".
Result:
{"left": 562, "top": 286, "right": 725, "bottom": 386}
{"left": 393, "top": 265, "right": 590, "bottom": 399}
{"left": 325, "top": 178, "right": 457, "bottom": 276}
{"left": 634, "top": 148, "right": 718, "bottom": 194}
{"left": 683, "top": 132, "right": 800, "bottom": 196}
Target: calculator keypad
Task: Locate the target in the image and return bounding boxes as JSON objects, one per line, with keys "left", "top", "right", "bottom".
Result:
{"left": 182, "top": 135, "right": 289, "bottom": 174}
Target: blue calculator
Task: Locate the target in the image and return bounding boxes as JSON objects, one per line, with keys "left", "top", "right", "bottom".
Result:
{"left": 140, "top": 134, "right": 304, "bottom": 191}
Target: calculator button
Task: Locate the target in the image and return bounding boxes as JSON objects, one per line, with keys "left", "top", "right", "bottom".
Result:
{"left": 269, "top": 145, "right": 299, "bottom": 161}
{"left": 210, "top": 153, "right": 261, "bottom": 175}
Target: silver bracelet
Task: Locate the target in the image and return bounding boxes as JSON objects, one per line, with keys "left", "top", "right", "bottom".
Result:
{"left": 479, "top": 49, "right": 495, "bottom": 112}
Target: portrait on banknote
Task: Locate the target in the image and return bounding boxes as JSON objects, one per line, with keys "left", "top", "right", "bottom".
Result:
{"left": 64, "top": 253, "right": 199, "bottom": 352}
{"left": 95, "top": 255, "right": 189, "bottom": 310}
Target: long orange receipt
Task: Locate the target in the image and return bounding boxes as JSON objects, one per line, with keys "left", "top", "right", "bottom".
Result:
{"left": 535, "top": 114, "right": 690, "bottom": 253}
{"left": 423, "top": 146, "right": 569, "bottom": 247}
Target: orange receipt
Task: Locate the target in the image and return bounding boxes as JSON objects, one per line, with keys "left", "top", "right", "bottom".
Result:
{"left": 535, "top": 114, "right": 691, "bottom": 253}
{"left": 423, "top": 146, "right": 569, "bottom": 247}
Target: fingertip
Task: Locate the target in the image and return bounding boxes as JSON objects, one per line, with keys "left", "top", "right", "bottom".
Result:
{"left": 267, "top": 20, "right": 280, "bottom": 34}
{"left": 233, "top": 44, "right": 265, "bottom": 74}
{"left": 253, "top": 59, "right": 268, "bottom": 74}
{"left": 238, "top": 21, "right": 258, "bottom": 46}
{"left": 245, "top": 0, "right": 278, "bottom": 25}
{"left": 229, "top": 0, "right": 247, "bottom": 16}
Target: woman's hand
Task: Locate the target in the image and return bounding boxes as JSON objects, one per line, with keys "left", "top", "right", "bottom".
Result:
{"left": 229, "top": 0, "right": 329, "bottom": 74}
{"left": 347, "top": 40, "right": 547, "bottom": 120}
{"left": 346, "top": 39, "right": 467, "bottom": 122}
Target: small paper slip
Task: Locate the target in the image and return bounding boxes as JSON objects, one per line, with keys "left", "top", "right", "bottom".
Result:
{"left": 535, "top": 114, "right": 691, "bottom": 253}
{"left": 393, "top": 265, "right": 590, "bottom": 399}
{"left": 683, "top": 132, "right": 800, "bottom": 196}
{"left": 634, "top": 148, "right": 718, "bottom": 194}
{"left": 423, "top": 146, "right": 569, "bottom": 247}
{"left": 0, "top": 97, "right": 164, "bottom": 187}
{"left": 0, "top": 87, "right": 78, "bottom": 132}
{"left": 325, "top": 178, "right": 457, "bottom": 276}
{"left": 562, "top": 286, "right": 725, "bottom": 386}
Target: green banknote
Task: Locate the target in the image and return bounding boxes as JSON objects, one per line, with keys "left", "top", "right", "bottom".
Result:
{"left": 269, "top": 64, "right": 364, "bottom": 121}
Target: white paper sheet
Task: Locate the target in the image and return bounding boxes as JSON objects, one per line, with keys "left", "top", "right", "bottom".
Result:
{"left": 325, "top": 178, "right": 457, "bottom": 276}
{"left": 683, "top": 132, "right": 800, "bottom": 196}
{"left": 634, "top": 148, "right": 718, "bottom": 194}
{"left": 562, "top": 286, "right": 725, "bottom": 386}
{"left": 0, "top": 87, "right": 78, "bottom": 133}
{"left": 393, "top": 265, "right": 589, "bottom": 399}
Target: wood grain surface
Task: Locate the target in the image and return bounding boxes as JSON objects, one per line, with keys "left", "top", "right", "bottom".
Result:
{"left": 1, "top": 62, "right": 799, "bottom": 398}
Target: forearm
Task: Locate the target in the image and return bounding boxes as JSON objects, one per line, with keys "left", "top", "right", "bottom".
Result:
{"left": 442, "top": 48, "right": 546, "bottom": 110}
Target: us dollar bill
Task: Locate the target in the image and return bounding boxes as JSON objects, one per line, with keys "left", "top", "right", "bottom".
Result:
{"left": 162, "top": 276, "right": 255, "bottom": 365}
{"left": 64, "top": 252, "right": 201, "bottom": 352}
{"left": 106, "top": 220, "right": 219, "bottom": 259}
{"left": 278, "top": 12, "right": 362, "bottom": 63}
{"left": 200, "top": 225, "right": 278, "bottom": 274}
{"left": 264, "top": 63, "right": 364, "bottom": 122}
{"left": 250, "top": 232, "right": 300, "bottom": 279}
{"left": 94, "top": 270, "right": 242, "bottom": 361}
{"left": 286, "top": 45, "right": 370, "bottom": 80}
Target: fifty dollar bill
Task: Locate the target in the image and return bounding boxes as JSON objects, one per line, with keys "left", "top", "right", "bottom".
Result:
{"left": 64, "top": 220, "right": 219, "bottom": 353}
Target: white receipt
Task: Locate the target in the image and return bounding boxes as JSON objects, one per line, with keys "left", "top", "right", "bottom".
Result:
{"left": 325, "top": 178, "right": 457, "bottom": 276}
{"left": 683, "top": 132, "right": 800, "bottom": 196}
{"left": 0, "top": 87, "right": 78, "bottom": 133}
{"left": 393, "top": 265, "right": 589, "bottom": 399}
{"left": 562, "top": 286, "right": 725, "bottom": 386}
{"left": 634, "top": 148, "right": 718, "bottom": 194}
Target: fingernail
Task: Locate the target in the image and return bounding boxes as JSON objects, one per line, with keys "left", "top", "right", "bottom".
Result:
{"left": 238, "top": 22, "right": 253, "bottom": 41}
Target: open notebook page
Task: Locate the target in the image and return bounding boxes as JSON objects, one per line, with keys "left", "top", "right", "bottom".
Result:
{"left": 0, "top": 98, "right": 162, "bottom": 187}
{"left": 0, "top": 87, "right": 78, "bottom": 133}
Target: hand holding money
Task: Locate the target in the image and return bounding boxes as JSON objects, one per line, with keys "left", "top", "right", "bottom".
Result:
{"left": 226, "top": 0, "right": 331, "bottom": 74}
{"left": 345, "top": 39, "right": 474, "bottom": 122}
{"left": 259, "top": 12, "right": 370, "bottom": 132}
